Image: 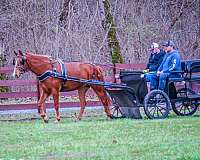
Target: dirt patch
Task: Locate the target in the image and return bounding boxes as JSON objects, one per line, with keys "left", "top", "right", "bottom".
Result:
{"left": 0, "top": 95, "right": 99, "bottom": 105}
{"left": 0, "top": 107, "right": 105, "bottom": 122}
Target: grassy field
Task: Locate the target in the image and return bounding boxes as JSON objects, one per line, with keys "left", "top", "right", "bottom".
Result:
{"left": 0, "top": 110, "right": 200, "bottom": 160}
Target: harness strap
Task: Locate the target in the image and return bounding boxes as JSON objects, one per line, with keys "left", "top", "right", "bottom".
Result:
{"left": 58, "top": 59, "right": 67, "bottom": 78}
{"left": 37, "top": 59, "right": 67, "bottom": 81}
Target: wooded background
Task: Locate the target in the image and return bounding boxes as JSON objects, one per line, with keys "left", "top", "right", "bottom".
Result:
{"left": 0, "top": 0, "right": 199, "bottom": 66}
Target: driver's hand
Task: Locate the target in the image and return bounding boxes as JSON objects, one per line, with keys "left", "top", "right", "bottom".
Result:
{"left": 157, "top": 71, "right": 163, "bottom": 76}
{"left": 143, "top": 69, "right": 149, "bottom": 73}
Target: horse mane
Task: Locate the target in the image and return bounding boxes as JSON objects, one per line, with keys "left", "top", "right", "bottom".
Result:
{"left": 26, "top": 52, "right": 51, "bottom": 59}
{"left": 25, "top": 52, "right": 53, "bottom": 72}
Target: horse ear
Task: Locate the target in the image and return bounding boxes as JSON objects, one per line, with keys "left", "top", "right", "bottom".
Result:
{"left": 14, "top": 50, "right": 18, "bottom": 56}
{"left": 18, "top": 50, "right": 24, "bottom": 56}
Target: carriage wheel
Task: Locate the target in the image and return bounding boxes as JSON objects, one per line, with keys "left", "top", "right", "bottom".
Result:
{"left": 171, "top": 88, "right": 198, "bottom": 116}
{"left": 144, "top": 89, "right": 170, "bottom": 119}
{"left": 109, "top": 101, "right": 126, "bottom": 119}
{"left": 107, "top": 94, "right": 126, "bottom": 119}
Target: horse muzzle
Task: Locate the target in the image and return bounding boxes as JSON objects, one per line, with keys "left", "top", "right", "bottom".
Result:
{"left": 13, "top": 70, "right": 22, "bottom": 78}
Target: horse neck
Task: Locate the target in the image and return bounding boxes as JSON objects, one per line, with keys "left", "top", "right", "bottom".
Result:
{"left": 26, "top": 53, "right": 52, "bottom": 75}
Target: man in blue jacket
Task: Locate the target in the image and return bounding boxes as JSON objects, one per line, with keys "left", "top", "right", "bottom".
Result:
{"left": 148, "top": 40, "right": 182, "bottom": 91}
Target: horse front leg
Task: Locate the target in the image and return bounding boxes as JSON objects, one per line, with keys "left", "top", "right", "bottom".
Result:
{"left": 38, "top": 90, "right": 49, "bottom": 123}
{"left": 52, "top": 91, "right": 61, "bottom": 123}
{"left": 76, "top": 86, "right": 90, "bottom": 121}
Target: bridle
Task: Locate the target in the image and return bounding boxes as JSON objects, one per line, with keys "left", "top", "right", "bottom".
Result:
{"left": 13, "top": 55, "right": 30, "bottom": 77}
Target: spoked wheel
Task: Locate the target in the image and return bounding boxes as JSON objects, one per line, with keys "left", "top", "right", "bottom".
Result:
{"left": 109, "top": 101, "right": 126, "bottom": 119}
{"left": 144, "top": 89, "right": 170, "bottom": 119}
{"left": 107, "top": 92, "right": 126, "bottom": 119}
{"left": 171, "top": 88, "right": 198, "bottom": 116}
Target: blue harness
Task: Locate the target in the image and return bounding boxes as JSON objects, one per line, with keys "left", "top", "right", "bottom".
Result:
{"left": 37, "top": 59, "right": 67, "bottom": 81}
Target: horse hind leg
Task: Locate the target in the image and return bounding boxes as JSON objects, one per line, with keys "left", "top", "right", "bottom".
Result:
{"left": 91, "top": 85, "right": 113, "bottom": 119}
{"left": 77, "top": 85, "right": 90, "bottom": 121}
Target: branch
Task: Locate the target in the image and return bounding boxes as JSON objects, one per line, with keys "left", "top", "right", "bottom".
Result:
{"left": 168, "top": 0, "right": 196, "bottom": 30}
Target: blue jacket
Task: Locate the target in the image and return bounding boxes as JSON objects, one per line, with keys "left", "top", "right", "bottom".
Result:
{"left": 158, "top": 50, "right": 181, "bottom": 74}
{"left": 146, "top": 49, "right": 166, "bottom": 71}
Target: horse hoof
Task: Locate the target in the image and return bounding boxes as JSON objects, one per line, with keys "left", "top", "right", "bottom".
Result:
{"left": 54, "top": 119, "right": 60, "bottom": 123}
{"left": 106, "top": 115, "right": 113, "bottom": 120}
{"left": 44, "top": 119, "right": 49, "bottom": 123}
{"left": 73, "top": 117, "right": 81, "bottom": 122}
{"left": 73, "top": 113, "right": 81, "bottom": 122}
{"left": 106, "top": 117, "right": 112, "bottom": 121}
{"left": 110, "top": 115, "right": 114, "bottom": 119}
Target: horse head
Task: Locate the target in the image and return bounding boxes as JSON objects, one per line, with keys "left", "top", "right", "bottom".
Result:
{"left": 12, "top": 50, "right": 28, "bottom": 78}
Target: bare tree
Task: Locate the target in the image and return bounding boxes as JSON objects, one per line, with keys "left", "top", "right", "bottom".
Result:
{"left": 99, "top": 0, "right": 123, "bottom": 64}
{"left": 0, "top": 0, "right": 199, "bottom": 66}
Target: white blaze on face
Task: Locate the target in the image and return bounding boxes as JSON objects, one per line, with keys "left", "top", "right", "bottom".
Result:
{"left": 12, "top": 59, "right": 18, "bottom": 78}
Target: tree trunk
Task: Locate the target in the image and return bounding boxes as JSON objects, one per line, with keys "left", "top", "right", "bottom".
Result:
{"left": 99, "top": 0, "right": 123, "bottom": 64}
{"left": 59, "top": 0, "right": 73, "bottom": 28}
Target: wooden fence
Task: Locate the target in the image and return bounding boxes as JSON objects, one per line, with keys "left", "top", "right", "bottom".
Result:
{"left": 0, "top": 63, "right": 145, "bottom": 111}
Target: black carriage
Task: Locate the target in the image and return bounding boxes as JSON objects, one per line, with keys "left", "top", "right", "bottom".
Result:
{"left": 106, "top": 59, "right": 200, "bottom": 119}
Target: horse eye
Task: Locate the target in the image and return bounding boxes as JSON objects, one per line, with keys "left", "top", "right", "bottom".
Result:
{"left": 21, "top": 59, "right": 25, "bottom": 65}
{"left": 13, "top": 59, "right": 16, "bottom": 65}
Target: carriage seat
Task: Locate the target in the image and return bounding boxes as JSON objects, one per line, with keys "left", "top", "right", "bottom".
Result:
{"left": 168, "top": 60, "right": 200, "bottom": 82}
{"left": 168, "top": 61, "right": 186, "bottom": 82}
{"left": 185, "top": 60, "right": 200, "bottom": 81}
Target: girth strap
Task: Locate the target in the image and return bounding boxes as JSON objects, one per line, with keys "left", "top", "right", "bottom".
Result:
{"left": 58, "top": 59, "right": 66, "bottom": 78}
{"left": 37, "top": 59, "right": 67, "bottom": 81}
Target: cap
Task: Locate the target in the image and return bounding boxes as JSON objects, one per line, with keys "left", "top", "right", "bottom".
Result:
{"left": 149, "top": 43, "right": 159, "bottom": 50}
{"left": 162, "top": 40, "right": 175, "bottom": 47}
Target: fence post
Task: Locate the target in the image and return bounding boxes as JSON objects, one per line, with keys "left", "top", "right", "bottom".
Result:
{"left": 112, "top": 63, "right": 116, "bottom": 83}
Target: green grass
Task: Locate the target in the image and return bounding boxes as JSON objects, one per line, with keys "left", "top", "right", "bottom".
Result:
{"left": 1, "top": 112, "right": 200, "bottom": 160}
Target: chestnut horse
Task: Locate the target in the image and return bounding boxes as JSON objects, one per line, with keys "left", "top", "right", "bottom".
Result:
{"left": 13, "top": 50, "right": 112, "bottom": 123}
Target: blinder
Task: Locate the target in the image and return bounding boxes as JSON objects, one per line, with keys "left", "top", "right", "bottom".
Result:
{"left": 12, "top": 56, "right": 26, "bottom": 66}
{"left": 21, "top": 56, "right": 26, "bottom": 65}
{"left": 13, "top": 58, "right": 16, "bottom": 65}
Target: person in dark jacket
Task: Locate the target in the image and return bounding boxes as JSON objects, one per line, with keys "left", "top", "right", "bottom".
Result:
{"left": 145, "top": 42, "right": 166, "bottom": 73}
{"left": 148, "top": 40, "right": 182, "bottom": 90}
{"left": 144, "top": 43, "right": 166, "bottom": 82}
